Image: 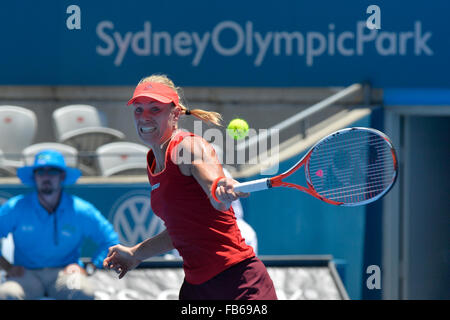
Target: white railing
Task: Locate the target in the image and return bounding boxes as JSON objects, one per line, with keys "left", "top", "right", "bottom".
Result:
{"left": 236, "top": 83, "right": 365, "bottom": 153}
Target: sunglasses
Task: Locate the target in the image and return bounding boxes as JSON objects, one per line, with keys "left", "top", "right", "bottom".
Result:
{"left": 34, "top": 168, "right": 64, "bottom": 176}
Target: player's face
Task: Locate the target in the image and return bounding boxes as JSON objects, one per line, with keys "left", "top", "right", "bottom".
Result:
{"left": 133, "top": 99, "right": 178, "bottom": 146}
{"left": 34, "top": 167, "right": 65, "bottom": 195}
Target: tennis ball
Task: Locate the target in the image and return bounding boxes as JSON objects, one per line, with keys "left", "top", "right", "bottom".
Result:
{"left": 227, "top": 118, "right": 249, "bottom": 140}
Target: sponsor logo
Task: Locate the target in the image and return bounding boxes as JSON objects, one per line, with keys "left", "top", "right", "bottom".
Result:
{"left": 151, "top": 183, "right": 160, "bottom": 191}
{"left": 108, "top": 190, "right": 165, "bottom": 246}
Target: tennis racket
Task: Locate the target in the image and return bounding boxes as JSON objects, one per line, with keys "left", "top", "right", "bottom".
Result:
{"left": 233, "top": 127, "right": 398, "bottom": 206}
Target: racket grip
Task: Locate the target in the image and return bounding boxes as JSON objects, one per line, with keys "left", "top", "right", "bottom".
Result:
{"left": 234, "top": 178, "right": 270, "bottom": 193}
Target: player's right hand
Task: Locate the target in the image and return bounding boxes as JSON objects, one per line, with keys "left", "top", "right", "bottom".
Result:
{"left": 215, "top": 178, "right": 250, "bottom": 204}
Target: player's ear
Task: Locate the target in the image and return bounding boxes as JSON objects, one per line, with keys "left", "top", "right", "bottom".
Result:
{"left": 172, "top": 105, "right": 182, "bottom": 122}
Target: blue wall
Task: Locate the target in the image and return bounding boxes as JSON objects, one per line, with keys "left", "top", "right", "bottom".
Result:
{"left": 0, "top": 0, "right": 449, "bottom": 87}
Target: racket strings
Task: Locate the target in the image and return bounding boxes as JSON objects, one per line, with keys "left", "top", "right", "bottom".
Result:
{"left": 315, "top": 171, "right": 394, "bottom": 194}
{"left": 310, "top": 141, "right": 388, "bottom": 164}
{"left": 315, "top": 176, "right": 392, "bottom": 203}
{"left": 319, "top": 178, "right": 393, "bottom": 196}
{"left": 313, "top": 133, "right": 385, "bottom": 148}
{"left": 309, "top": 137, "right": 390, "bottom": 165}
{"left": 309, "top": 154, "right": 394, "bottom": 174}
{"left": 326, "top": 187, "right": 389, "bottom": 202}
{"left": 316, "top": 137, "right": 386, "bottom": 150}
{"left": 308, "top": 130, "right": 396, "bottom": 204}
{"left": 308, "top": 141, "right": 389, "bottom": 165}
{"left": 310, "top": 162, "right": 395, "bottom": 188}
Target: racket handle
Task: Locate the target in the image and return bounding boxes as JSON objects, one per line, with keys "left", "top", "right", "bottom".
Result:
{"left": 234, "top": 178, "right": 270, "bottom": 193}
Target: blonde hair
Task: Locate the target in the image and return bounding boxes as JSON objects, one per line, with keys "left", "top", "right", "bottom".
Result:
{"left": 138, "top": 74, "right": 222, "bottom": 127}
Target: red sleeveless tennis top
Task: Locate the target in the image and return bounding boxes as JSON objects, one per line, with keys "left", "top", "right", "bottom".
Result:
{"left": 147, "top": 131, "right": 255, "bottom": 284}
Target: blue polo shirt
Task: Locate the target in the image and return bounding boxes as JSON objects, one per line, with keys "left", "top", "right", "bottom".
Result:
{"left": 0, "top": 191, "right": 119, "bottom": 269}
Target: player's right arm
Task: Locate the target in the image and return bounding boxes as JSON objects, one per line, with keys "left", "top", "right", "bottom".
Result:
{"left": 174, "top": 135, "right": 249, "bottom": 211}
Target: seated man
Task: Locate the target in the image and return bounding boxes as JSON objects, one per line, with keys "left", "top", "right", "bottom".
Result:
{"left": 0, "top": 150, "right": 119, "bottom": 299}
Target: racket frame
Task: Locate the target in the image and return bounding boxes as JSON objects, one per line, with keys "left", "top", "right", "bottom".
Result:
{"left": 234, "top": 127, "right": 398, "bottom": 207}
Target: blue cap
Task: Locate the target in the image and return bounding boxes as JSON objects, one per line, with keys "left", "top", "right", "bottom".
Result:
{"left": 17, "top": 149, "right": 81, "bottom": 186}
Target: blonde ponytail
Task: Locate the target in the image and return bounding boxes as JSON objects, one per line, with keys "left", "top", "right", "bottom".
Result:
{"left": 138, "top": 74, "right": 223, "bottom": 127}
{"left": 179, "top": 106, "right": 223, "bottom": 127}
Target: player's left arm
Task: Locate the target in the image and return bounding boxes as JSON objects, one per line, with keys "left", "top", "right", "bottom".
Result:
{"left": 174, "top": 136, "right": 248, "bottom": 210}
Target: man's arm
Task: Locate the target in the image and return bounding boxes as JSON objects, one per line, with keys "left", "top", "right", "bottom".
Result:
{"left": 82, "top": 204, "right": 120, "bottom": 269}
{"left": 0, "top": 198, "right": 22, "bottom": 275}
{"left": 0, "top": 256, "right": 12, "bottom": 271}
{"left": 0, "top": 256, "right": 25, "bottom": 277}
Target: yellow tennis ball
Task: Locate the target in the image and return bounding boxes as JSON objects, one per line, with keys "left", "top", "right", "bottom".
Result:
{"left": 227, "top": 118, "right": 249, "bottom": 140}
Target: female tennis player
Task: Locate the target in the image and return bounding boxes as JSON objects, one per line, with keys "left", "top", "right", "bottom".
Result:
{"left": 103, "top": 74, "right": 277, "bottom": 300}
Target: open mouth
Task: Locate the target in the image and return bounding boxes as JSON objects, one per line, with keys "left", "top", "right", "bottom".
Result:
{"left": 140, "top": 126, "right": 156, "bottom": 134}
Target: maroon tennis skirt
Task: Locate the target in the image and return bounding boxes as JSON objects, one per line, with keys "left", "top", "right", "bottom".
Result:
{"left": 179, "top": 256, "right": 277, "bottom": 300}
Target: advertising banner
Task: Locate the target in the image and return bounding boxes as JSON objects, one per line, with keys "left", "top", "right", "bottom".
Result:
{"left": 0, "top": 1, "right": 448, "bottom": 87}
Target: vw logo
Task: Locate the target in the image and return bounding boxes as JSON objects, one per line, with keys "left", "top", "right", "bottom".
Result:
{"left": 109, "top": 190, "right": 165, "bottom": 246}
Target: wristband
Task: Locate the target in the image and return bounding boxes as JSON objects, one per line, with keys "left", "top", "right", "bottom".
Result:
{"left": 211, "top": 176, "right": 225, "bottom": 203}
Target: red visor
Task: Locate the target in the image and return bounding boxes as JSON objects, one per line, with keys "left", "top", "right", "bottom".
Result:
{"left": 127, "top": 82, "right": 179, "bottom": 106}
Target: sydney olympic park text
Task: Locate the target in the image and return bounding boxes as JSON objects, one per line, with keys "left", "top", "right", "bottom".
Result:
{"left": 96, "top": 20, "right": 433, "bottom": 67}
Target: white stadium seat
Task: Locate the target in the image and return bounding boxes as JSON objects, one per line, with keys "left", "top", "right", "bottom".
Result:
{"left": 96, "top": 142, "right": 149, "bottom": 176}
{"left": 0, "top": 149, "right": 17, "bottom": 177}
{"left": 0, "top": 105, "right": 37, "bottom": 163}
{"left": 52, "top": 105, "right": 125, "bottom": 175}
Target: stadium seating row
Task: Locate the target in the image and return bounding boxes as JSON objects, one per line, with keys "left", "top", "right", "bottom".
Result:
{"left": 0, "top": 105, "right": 149, "bottom": 177}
